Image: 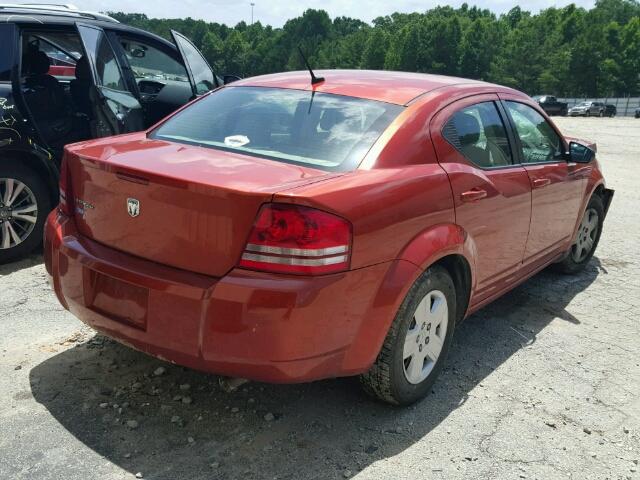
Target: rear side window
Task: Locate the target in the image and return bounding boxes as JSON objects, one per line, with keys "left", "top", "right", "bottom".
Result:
{"left": 443, "top": 102, "right": 512, "bottom": 168}
{"left": 504, "top": 101, "right": 562, "bottom": 164}
{"left": 151, "top": 86, "right": 403, "bottom": 171}
{"left": 0, "top": 25, "right": 15, "bottom": 82}
{"left": 77, "top": 25, "right": 127, "bottom": 91}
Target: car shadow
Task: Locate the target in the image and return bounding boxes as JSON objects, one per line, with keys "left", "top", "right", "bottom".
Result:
{"left": 29, "top": 258, "right": 605, "bottom": 480}
{"left": 0, "top": 252, "right": 43, "bottom": 276}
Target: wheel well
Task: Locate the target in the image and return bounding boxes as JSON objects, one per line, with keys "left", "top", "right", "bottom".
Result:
{"left": 593, "top": 184, "right": 605, "bottom": 199}
{"left": 0, "top": 151, "right": 59, "bottom": 204}
{"left": 433, "top": 254, "right": 472, "bottom": 323}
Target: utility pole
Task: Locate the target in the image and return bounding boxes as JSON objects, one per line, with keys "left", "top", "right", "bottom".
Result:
{"left": 250, "top": 2, "right": 255, "bottom": 24}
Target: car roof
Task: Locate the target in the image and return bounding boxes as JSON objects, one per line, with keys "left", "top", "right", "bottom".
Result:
{"left": 0, "top": 11, "right": 174, "bottom": 49}
{"left": 233, "top": 69, "right": 501, "bottom": 106}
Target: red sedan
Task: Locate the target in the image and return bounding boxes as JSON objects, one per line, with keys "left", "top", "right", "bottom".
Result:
{"left": 44, "top": 70, "right": 613, "bottom": 405}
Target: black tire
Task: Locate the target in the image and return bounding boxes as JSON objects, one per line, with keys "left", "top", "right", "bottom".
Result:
{"left": 599, "top": 110, "right": 605, "bottom": 117}
{"left": 360, "top": 265, "right": 457, "bottom": 405}
{"left": 0, "top": 163, "right": 52, "bottom": 264}
{"left": 553, "top": 195, "right": 604, "bottom": 275}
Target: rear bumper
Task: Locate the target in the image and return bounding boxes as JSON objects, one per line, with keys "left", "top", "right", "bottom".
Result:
{"left": 45, "top": 211, "right": 413, "bottom": 383}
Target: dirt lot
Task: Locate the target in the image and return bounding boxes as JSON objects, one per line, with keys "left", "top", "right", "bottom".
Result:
{"left": 1, "top": 117, "right": 639, "bottom": 480}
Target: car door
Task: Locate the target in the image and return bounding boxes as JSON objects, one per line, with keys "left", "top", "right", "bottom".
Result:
{"left": 170, "top": 30, "right": 218, "bottom": 98}
{"left": 431, "top": 95, "right": 532, "bottom": 302}
{"left": 112, "top": 32, "right": 197, "bottom": 126}
{"left": 74, "top": 23, "right": 144, "bottom": 137}
{"left": 500, "top": 98, "right": 585, "bottom": 264}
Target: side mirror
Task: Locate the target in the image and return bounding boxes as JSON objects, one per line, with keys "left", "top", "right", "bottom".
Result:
{"left": 569, "top": 141, "right": 595, "bottom": 163}
{"left": 130, "top": 48, "right": 146, "bottom": 58}
{"left": 223, "top": 74, "right": 242, "bottom": 85}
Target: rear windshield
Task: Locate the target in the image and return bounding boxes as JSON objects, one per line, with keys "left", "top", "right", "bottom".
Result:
{"left": 150, "top": 86, "right": 403, "bottom": 171}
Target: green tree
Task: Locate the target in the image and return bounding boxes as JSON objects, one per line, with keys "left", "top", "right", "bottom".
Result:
{"left": 361, "top": 28, "right": 388, "bottom": 69}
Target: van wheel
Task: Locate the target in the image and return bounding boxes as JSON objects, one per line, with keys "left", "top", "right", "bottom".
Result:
{"left": 0, "top": 164, "right": 51, "bottom": 264}
{"left": 360, "top": 265, "right": 456, "bottom": 405}
{"left": 553, "top": 195, "right": 604, "bottom": 274}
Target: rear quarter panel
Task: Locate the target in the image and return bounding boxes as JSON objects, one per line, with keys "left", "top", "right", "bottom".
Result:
{"left": 274, "top": 165, "right": 455, "bottom": 270}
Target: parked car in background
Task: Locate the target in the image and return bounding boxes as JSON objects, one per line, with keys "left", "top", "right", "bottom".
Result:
{"left": 635, "top": 107, "right": 640, "bottom": 118}
{"left": 532, "top": 95, "right": 568, "bottom": 116}
{"left": 45, "top": 70, "right": 613, "bottom": 405}
{"left": 604, "top": 104, "right": 616, "bottom": 117}
{"left": 568, "top": 101, "right": 606, "bottom": 116}
{"left": 0, "top": 4, "right": 223, "bottom": 263}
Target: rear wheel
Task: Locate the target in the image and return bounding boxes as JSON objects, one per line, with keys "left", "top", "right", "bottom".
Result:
{"left": 360, "top": 265, "right": 456, "bottom": 405}
{"left": 554, "top": 195, "right": 604, "bottom": 274}
{"left": 0, "top": 164, "right": 51, "bottom": 264}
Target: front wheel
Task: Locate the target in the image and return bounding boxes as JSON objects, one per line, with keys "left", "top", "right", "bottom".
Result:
{"left": 553, "top": 195, "right": 604, "bottom": 274}
{"left": 0, "top": 164, "right": 51, "bottom": 264}
{"left": 360, "top": 265, "right": 456, "bottom": 405}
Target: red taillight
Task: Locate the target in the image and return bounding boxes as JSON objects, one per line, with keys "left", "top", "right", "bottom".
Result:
{"left": 239, "top": 203, "right": 352, "bottom": 275}
{"left": 58, "top": 153, "right": 73, "bottom": 216}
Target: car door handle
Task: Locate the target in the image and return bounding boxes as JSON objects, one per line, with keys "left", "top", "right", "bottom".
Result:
{"left": 532, "top": 178, "right": 551, "bottom": 188}
{"left": 460, "top": 188, "right": 487, "bottom": 202}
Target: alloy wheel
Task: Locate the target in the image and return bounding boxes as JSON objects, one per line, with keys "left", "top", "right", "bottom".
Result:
{"left": 402, "top": 290, "right": 448, "bottom": 384}
{"left": 571, "top": 207, "right": 598, "bottom": 263}
{"left": 0, "top": 178, "right": 38, "bottom": 250}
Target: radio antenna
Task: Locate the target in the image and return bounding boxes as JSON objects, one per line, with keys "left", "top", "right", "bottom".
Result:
{"left": 298, "top": 46, "right": 324, "bottom": 85}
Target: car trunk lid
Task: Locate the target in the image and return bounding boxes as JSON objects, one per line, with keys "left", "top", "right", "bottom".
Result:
{"left": 66, "top": 133, "right": 339, "bottom": 277}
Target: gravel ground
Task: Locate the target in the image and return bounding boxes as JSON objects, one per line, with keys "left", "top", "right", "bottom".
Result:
{"left": 1, "top": 117, "right": 639, "bottom": 480}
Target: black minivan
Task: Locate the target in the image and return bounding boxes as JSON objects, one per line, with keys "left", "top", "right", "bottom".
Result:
{"left": 0, "top": 5, "right": 224, "bottom": 263}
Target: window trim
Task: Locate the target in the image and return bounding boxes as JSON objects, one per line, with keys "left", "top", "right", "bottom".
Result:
{"left": 440, "top": 100, "right": 519, "bottom": 171}
{"left": 500, "top": 99, "right": 568, "bottom": 166}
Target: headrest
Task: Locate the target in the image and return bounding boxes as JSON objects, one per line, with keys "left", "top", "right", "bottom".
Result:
{"left": 454, "top": 112, "right": 481, "bottom": 146}
{"left": 26, "top": 50, "right": 51, "bottom": 76}
{"left": 319, "top": 108, "right": 345, "bottom": 131}
{"left": 75, "top": 57, "right": 91, "bottom": 81}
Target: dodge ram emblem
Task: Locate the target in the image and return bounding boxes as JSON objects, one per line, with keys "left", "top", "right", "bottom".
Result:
{"left": 127, "top": 198, "right": 140, "bottom": 218}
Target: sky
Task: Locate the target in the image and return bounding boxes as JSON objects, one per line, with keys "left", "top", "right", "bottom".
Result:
{"left": 59, "top": 0, "right": 597, "bottom": 27}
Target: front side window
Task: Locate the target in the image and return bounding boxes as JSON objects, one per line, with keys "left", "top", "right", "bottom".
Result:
{"left": 0, "top": 25, "right": 15, "bottom": 81}
{"left": 505, "top": 101, "right": 562, "bottom": 164}
{"left": 172, "top": 32, "right": 216, "bottom": 95}
{"left": 120, "top": 36, "right": 189, "bottom": 83}
{"left": 77, "top": 26, "right": 126, "bottom": 91}
{"left": 442, "top": 101, "right": 512, "bottom": 168}
{"left": 151, "top": 86, "right": 403, "bottom": 171}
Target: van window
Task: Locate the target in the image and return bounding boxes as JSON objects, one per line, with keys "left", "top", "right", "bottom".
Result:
{"left": 0, "top": 25, "right": 14, "bottom": 81}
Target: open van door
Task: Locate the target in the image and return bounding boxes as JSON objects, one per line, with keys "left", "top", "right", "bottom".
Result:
{"left": 74, "top": 23, "right": 144, "bottom": 137}
{"left": 170, "top": 30, "right": 218, "bottom": 97}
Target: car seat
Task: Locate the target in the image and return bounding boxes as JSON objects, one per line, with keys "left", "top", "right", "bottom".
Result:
{"left": 70, "top": 57, "right": 93, "bottom": 118}
{"left": 23, "top": 49, "right": 73, "bottom": 150}
{"left": 453, "top": 112, "right": 490, "bottom": 167}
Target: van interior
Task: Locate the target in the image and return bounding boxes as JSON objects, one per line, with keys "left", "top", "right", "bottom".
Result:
{"left": 20, "top": 30, "right": 92, "bottom": 155}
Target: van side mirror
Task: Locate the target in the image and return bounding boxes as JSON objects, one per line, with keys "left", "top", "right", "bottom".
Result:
{"left": 569, "top": 141, "right": 595, "bottom": 163}
{"left": 223, "top": 74, "right": 242, "bottom": 85}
